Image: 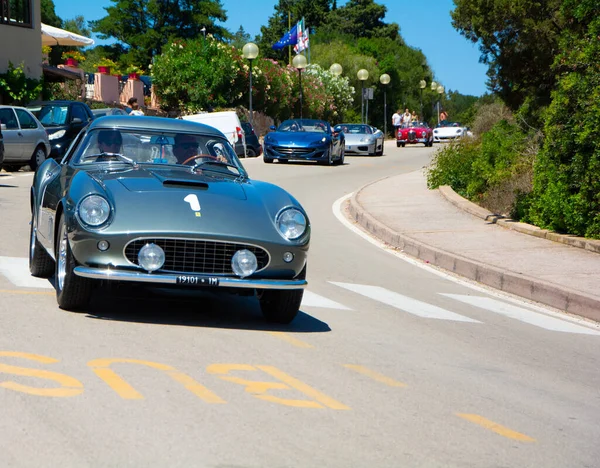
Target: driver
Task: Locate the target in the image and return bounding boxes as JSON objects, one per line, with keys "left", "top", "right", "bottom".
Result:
{"left": 97, "top": 130, "right": 122, "bottom": 154}
{"left": 172, "top": 133, "right": 228, "bottom": 165}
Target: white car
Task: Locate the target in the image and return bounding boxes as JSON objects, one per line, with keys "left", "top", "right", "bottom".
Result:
{"left": 0, "top": 105, "right": 51, "bottom": 171}
{"left": 181, "top": 111, "right": 246, "bottom": 158}
{"left": 433, "top": 122, "right": 473, "bottom": 143}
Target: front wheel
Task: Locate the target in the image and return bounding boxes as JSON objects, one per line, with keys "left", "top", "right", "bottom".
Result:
{"left": 246, "top": 148, "right": 257, "bottom": 157}
{"left": 29, "top": 213, "right": 54, "bottom": 278}
{"left": 259, "top": 289, "right": 304, "bottom": 324}
{"left": 55, "top": 214, "right": 93, "bottom": 310}
{"left": 263, "top": 156, "right": 273, "bottom": 164}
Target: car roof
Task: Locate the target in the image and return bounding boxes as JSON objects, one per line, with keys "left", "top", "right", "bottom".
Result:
{"left": 87, "top": 115, "right": 226, "bottom": 136}
{"left": 27, "top": 100, "right": 85, "bottom": 106}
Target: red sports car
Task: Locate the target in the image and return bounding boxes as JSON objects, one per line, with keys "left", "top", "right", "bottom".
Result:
{"left": 396, "top": 121, "right": 433, "bottom": 147}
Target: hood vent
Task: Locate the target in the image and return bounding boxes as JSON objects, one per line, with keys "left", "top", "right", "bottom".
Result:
{"left": 162, "top": 179, "right": 209, "bottom": 190}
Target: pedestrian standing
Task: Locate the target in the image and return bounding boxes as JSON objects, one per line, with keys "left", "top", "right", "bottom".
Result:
{"left": 401, "top": 108, "right": 411, "bottom": 125}
{"left": 392, "top": 109, "right": 401, "bottom": 138}
{"left": 127, "top": 97, "right": 145, "bottom": 116}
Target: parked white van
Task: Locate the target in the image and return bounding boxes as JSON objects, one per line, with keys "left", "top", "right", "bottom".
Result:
{"left": 181, "top": 111, "right": 246, "bottom": 157}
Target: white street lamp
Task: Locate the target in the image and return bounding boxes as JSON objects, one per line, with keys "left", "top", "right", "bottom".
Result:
{"left": 242, "top": 42, "right": 259, "bottom": 126}
{"left": 292, "top": 54, "right": 308, "bottom": 118}
{"left": 380, "top": 73, "right": 391, "bottom": 137}
{"left": 436, "top": 85, "right": 445, "bottom": 125}
{"left": 357, "top": 69, "right": 369, "bottom": 124}
{"left": 329, "top": 63, "right": 343, "bottom": 76}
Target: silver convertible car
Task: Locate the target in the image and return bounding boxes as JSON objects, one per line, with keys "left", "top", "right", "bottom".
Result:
{"left": 334, "top": 123, "right": 384, "bottom": 156}
{"left": 29, "top": 116, "right": 310, "bottom": 323}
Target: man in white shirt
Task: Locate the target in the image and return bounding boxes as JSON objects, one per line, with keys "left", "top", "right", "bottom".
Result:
{"left": 127, "top": 97, "right": 145, "bottom": 116}
{"left": 401, "top": 108, "right": 411, "bottom": 125}
{"left": 392, "top": 109, "right": 401, "bottom": 138}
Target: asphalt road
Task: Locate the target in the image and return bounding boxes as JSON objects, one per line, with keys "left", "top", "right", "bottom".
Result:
{"left": 1, "top": 144, "right": 599, "bottom": 468}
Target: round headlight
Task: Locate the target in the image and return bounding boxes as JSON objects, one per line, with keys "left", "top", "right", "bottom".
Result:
{"left": 232, "top": 249, "right": 258, "bottom": 277}
{"left": 78, "top": 195, "right": 111, "bottom": 227}
{"left": 277, "top": 208, "right": 307, "bottom": 240}
{"left": 138, "top": 243, "right": 165, "bottom": 272}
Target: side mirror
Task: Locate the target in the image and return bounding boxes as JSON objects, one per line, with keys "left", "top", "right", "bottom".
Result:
{"left": 72, "top": 117, "right": 83, "bottom": 124}
{"left": 269, "top": 125, "right": 276, "bottom": 131}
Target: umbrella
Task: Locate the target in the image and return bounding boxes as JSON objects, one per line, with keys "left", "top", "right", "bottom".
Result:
{"left": 41, "top": 23, "right": 95, "bottom": 47}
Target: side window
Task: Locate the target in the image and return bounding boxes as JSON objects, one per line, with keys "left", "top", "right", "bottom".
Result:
{"left": 71, "top": 105, "right": 89, "bottom": 123}
{"left": 0, "top": 108, "right": 19, "bottom": 129}
{"left": 15, "top": 109, "right": 38, "bottom": 129}
{"left": 62, "top": 130, "right": 87, "bottom": 164}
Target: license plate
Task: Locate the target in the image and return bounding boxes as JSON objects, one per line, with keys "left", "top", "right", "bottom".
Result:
{"left": 176, "top": 275, "right": 220, "bottom": 286}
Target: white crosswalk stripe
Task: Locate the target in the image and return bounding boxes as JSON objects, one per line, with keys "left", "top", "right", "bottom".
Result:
{"left": 0, "top": 256, "right": 53, "bottom": 289}
{"left": 441, "top": 294, "right": 600, "bottom": 335}
{"left": 330, "top": 281, "right": 480, "bottom": 323}
{"left": 301, "top": 290, "right": 352, "bottom": 310}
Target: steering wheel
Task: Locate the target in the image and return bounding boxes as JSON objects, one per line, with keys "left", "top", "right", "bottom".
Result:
{"left": 181, "top": 154, "right": 220, "bottom": 165}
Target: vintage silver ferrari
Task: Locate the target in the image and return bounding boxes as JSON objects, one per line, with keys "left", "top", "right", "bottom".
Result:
{"left": 29, "top": 116, "right": 310, "bottom": 323}
{"left": 334, "top": 123, "right": 384, "bottom": 156}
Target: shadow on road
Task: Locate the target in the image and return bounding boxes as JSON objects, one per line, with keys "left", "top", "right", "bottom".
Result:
{"left": 81, "top": 284, "right": 331, "bottom": 333}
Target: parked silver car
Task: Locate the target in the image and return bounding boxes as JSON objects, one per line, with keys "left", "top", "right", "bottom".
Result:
{"left": 334, "top": 123, "right": 384, "bottom": 156}
{"left": 0, "top": 105, "right": 51, "bottom": 171}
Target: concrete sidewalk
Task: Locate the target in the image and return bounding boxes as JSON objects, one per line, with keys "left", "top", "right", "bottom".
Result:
{"left": 347, "top": 169, "right": 600, "bottom": 322}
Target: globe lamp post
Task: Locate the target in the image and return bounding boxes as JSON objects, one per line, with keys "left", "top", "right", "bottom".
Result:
{"left": 380, "top": 73, "right": 391, "bottom": 137}
{"left": 329, "top": 63, "right": 343, "bottom": 76}
{"left": 242, "top": 42, "right": 259, "bottom": 126}
{"left": 357, "top": 69, "right": 369, "bottom": 124}
{"left": 292, "top": 54, "right": 308, "bottom": 118}
{"left": 437, "top": 84, "right": 445, "bottom": 125}
{"left": 419, "top": 79, "right": 426, "bottom": 121}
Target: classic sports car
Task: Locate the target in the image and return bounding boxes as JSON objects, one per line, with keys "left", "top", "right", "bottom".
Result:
{"left": 29, "top": 116, "right": 310, "bottom": 324}
{"left": 263, "top": 119, "right": 344, "bottom": 165}
{"left": 334, "top": 123, "right": 384, "bottom": 156}
{"left": 432, "top": 122, "right": 473, "bottom": 142}
{"left": 396, "top": 121, "right": 433, "bottom": 147}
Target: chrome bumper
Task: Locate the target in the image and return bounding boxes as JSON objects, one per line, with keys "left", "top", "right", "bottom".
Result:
{"left": 74, "top": 267, "right": 307, "bottom": 290}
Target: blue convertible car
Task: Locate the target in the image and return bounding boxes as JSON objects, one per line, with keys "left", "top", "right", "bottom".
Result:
{"left": 263, "top": 119, "right": 345, "bottom": 165}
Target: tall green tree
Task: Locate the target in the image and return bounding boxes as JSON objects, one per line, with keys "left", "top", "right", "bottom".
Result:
{"left": 320, "top": 0, "right": 399, "bottom": 40}
{"left": 229, "top": 25, "right": 251, "bottom": 50}
{"left": 451, "top": 0, "right": 564, "bottom": 113}
{"left": 41, "top": 0, "right": 62, "bottom": 27}
{"left": 90, "top": 0, "right": 228, "bottom": 68}
{"left": 63, "top": 15, "right": 91, "bottom": 38}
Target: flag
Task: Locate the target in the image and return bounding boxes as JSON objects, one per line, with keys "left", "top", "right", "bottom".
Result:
{"left": 294, "top": 19, "right": 310, "bottom": 54}
{"left": 272, "top": 23, "right": 298, "bottom": 50}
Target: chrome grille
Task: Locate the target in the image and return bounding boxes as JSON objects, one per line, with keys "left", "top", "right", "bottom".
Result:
{"left": 272, "top": 146, "right": 314, "bottom": 155}
{"left": 408, "top": 131, "right": 417, "bottom": 142}
{"left": 125, "top": 238, "right": 269, "bottom": 275}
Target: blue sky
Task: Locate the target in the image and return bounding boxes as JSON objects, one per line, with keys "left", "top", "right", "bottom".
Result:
{"left": 53, "top": 0, "right": 488, "bottom": 96}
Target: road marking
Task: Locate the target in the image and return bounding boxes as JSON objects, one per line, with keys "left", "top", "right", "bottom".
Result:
{"left": 267, "top": 332, "right": 314, "bottom": 348}
{"left": 0, "top": 289, "right": 53, "bottom": 296}
{"left": 88, "top": 358, "right": 226, "bottom": 403}
{"left": 207, "top": 364, "right": 350, "bottom": 409}
{"left": 333, "top": 193, "right": 600, "bottom": 330}
{"left": 0, "top": 257, "right": 53, "bottom": 289}
{"left": 302, "top": 290, "right": 351, "bottom": 310}
{"left": 0, "top": 352, "right": 83, "bottom": 397}
{"left": 456, "top": 413, "right": 536, "bottom": 442}
{"left": 330, "top": 282, "right": 480, "bottom": 322}
{"left": 442, "top": 294, "right": 600, "bottom": 335}
{"left": 343, "top": 365, "right": 407, "bottom": 387}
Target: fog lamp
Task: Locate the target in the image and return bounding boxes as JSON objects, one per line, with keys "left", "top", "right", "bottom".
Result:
{"left": 138, "top": 243, "right": 165, "bottom": 272}
{"left": 232, "top": 249, "right": 258, "bottom": 277}
{"left": 97, "top": 240, "right": 110, "bottom": 251}
{"left": 283, "top": 252, "right": 294, "bottom": 263}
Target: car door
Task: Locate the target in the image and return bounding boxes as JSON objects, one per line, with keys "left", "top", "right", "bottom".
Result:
{"left": 0, "top": 107, "right": 23, "bottom": 160}
{"left": 14, "top": 108, "right": 41, "bottom": 160}
{"left": 330, "top": 126, "right": 341, "bottom": 156}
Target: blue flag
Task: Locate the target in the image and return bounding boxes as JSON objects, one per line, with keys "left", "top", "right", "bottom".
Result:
{"left": 272, "top": 24, "right": 298, "bottom": 50}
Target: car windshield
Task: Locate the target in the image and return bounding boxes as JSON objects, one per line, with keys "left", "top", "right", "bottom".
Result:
{"left": 73, "top": 129, "right": 243, "bottom": 175}
{"left": 437, "top": 121, "right": 461, "bottom": 128}
{"left": 402, "top": 121, "right": 428, "bottom": 128}
{"left": 277, "top": 119, "right": 329, "bottom": 133}
{"left": 340, "top": 124, "right": 372, "bottom": 134}
{"left": 28, "top": 104, "right": 69, "bottom": 126}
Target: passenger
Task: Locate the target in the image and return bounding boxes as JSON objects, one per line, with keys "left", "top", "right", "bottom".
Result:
{"left": 97, "top": 130, "right": 122, "bottom": 154}
{"left": 172, "top": 134, "right": 227, "bottom": 165}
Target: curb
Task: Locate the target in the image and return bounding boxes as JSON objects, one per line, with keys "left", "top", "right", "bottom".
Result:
{"left": 438, "top": 185, "right": 600, "bottom": 254}
{"left": 347, "top": 179, "right": 600, "bottom": 323}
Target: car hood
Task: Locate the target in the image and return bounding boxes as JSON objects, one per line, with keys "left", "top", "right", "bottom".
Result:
{"left": 434, "top": 127, "right": 464, "bottom": 135}
{"left": 77, "top": 166, "right": 303, "bottom": 241}
{"left": 265, "top": 131, "right": 329, "bottom": 147}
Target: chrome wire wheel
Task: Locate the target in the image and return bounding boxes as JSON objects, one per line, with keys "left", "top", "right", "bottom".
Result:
{"left": 57, "top": 221, "right": 68, "bottom": 292}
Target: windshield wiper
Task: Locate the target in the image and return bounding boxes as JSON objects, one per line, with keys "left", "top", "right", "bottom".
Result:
{"left": 191, "top": 160, "right": 242, "bottom": 176}
{"left": 82, "top": 152, "right": 137, "bottom": 166}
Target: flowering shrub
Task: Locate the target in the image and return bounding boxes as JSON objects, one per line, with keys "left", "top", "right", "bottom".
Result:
{"left": 62, "top": 50, "right": 86, "bottom": 62}
{"left": 304, "top": 64, "right": 354, "bottom": 122}
{"left": 152, "top": 36, "right": 246, "bottom": 113}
